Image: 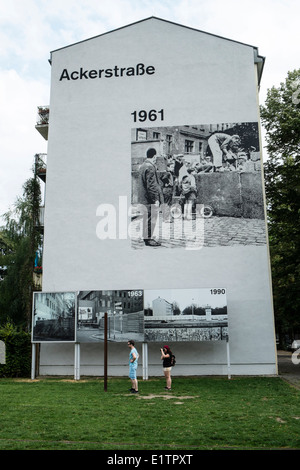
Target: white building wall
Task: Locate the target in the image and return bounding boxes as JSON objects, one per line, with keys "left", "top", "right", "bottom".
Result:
{"left": 38, "top": 18, "right": 276, "bottom": 376}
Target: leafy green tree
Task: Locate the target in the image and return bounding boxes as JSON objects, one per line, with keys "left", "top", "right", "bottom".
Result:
{"left": 260, "top": 69, "right": 300, "bottom": 347}
{"left": 0, "top": 172, "right": 42, "bottom": 330}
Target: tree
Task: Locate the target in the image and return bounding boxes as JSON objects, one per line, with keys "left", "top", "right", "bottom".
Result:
{"left": 260, "top": 69, "right": 300, "bottom": 347}
{"left": 0, "top": 170, "right": 42, "bottom": 330}
{"left": 172, "top": 301, "right": 181, "bottom": 315}
{"left": 260, "top": 70, "right": 300, "bottom": 160}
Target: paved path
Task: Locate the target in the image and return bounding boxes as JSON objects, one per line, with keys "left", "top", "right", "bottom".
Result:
{"left": 131, "top": 215, "right": 266, "bottom": 249}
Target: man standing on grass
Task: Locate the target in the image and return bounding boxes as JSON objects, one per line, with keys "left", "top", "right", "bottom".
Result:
{"left": 128, "top": 340, "right": 139, "bottom": 393}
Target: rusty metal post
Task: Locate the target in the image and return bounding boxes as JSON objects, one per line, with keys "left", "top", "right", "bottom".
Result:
{"left": 104, "top": 312, "right": 108, "bottom": 391}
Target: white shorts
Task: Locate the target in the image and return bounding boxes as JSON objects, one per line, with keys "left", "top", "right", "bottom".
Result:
{"left": 163, "top": 367, "right": 172, "bottom": 372}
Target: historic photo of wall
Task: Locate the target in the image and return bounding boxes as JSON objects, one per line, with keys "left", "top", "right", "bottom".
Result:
{"left": 144, "top": 288, "right": 228, "bottom": 342}
{"left": 32, "top": 289, "right": 228, "bottom": 344}
{"left": 130, "top": 122, "right": 266, "bottom": 249}
{"left": 74, "top": 288, "right": 227, "bottom": 343}
{"left": 32, "top": 292, "right": 76, "bottom": 342}
{"left": 76, "top": 290, "right": 144, "bottom": 343}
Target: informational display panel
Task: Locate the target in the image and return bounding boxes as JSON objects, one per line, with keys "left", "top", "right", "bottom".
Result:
{"left": 144, "top": 288, "right": 228, "bottom": 343}
{"left": 0, "top": 340, "right": 5, "bottom": 364}
{"left": 33, "top": 288, "right": 227, "bottom": 343}
{"left": 32, "top": 292, "right": 76, "bottom": 342}
{"left": 77, "top": 289, "right": 144, "bottom": 343}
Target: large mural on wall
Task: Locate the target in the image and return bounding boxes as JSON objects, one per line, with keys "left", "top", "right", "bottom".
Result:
{"left": 130, "top": 121, "right": 265, "bottom": 250}
{"left": 32, "top": 288, "right": 228, "bottom": 343}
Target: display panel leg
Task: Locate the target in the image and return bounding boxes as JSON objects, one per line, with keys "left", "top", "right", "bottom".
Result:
{"left": 226, "top": 338, "right": 231, "bottom": 379}
{"left": 74, "top": 343, "right": 80, "bottom": 380}
{"left": 142, "top": 343, "right": 148, "bottom": 380}
{"left": 31, "top": 343, "right": 36, "bottom": 380}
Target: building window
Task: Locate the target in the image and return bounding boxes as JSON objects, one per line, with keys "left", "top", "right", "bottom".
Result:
{"left": 136, "top": 129, "right": 147, "bottom": 141}
{"left": 166, "top": 134, "right": 172, "bottom": 154}
{"left": 185, "top": 140, "right": 194, "bottom": 153}
{"left": 153, "top": 132, "right": 160, "bottom": 139}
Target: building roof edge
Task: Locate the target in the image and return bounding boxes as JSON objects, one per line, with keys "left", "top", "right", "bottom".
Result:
{"left": 49, "top": 16, "right": 265, "bottom": 84}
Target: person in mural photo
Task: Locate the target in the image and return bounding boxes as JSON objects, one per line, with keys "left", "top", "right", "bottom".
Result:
{"left": 173, "top": 154, "right": 185, "bottom": 196}
{"left": 128, "top": 340, "right": 139, "bottom": 393}
{"left": 160, "top": 161, "right": 175, "bottom": 221}
{"left": 207, "top": 133, "right": 241, "bottom": 171}
{"left": 161, "top": 161, "right": 174, "bottom": 205}
{"left": 178, "top": 171, "right": 197, "bottom": 220}
{"left": 139, "top": 147, "right": 163, "bottom": 247}
{"left": 198, "top": 155, "right": 214, "bottom": 173}
{"left": 160, "top": 345, "right": 173, "bottom": 390}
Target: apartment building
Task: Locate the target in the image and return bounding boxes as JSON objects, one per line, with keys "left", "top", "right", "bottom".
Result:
{"left": 32, "top": 17, "right": 276, "bottom": 377}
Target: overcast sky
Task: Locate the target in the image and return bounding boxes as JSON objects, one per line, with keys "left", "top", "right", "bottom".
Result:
{"left": 0, "top": 0, "right": 299, "bottom": 219}
{"left": 144, "top": 288, "right": 227, "bottom": 310}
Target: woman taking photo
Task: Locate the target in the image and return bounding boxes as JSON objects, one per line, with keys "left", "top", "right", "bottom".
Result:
{"left": 160, "top": 345, "right": 173, "bottom": 390}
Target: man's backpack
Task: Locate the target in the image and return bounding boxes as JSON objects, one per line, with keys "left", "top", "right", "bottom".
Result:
{"left": 170, "top": 354, "right": 176, "bottom": 367}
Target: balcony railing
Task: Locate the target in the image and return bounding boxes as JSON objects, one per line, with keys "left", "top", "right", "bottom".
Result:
{"left": 38, "top": 206, "right": 45, "bottom": 226}
{"left": 35, "top": 153, "right": 47, "bottom": 182}
{"left": 33, "top": 271, "right": 43, "bottom": 290}
{"left": 35, "top": 106, "right": 49, "bottom": 140}
{"left": 35, "top": 206, "right": 45, "bottom": 232}
{"left": 37, "top": 106, "right": 49, "bottom": 125}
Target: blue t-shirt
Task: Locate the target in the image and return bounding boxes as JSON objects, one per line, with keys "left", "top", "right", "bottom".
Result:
{"left": 129, "top": 347, "right": 138, "bottom": 368}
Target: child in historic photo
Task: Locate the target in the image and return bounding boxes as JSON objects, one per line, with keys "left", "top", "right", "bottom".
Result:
{"left": 179, "top": 172, "right": 197, "bottom": 220}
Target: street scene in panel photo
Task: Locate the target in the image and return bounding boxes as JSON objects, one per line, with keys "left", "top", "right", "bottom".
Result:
{"left": 131, "top": 122, "right": 266, "bottom": 250}
{"left": 144, "top": 288, "right": 228, "bottom": 342}
{"left": 76, "top": 290, "right": 144, "bottom": 343}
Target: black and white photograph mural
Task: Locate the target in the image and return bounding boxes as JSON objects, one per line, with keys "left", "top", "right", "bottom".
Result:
{"left": 32, "top": 292, "right": 76, "bottom": 342}
{"left": 32, "top": 289, "right": 228, "bottom": 344}
{"left": 131, "top": 122, "right": 266, "bottom": 249}
{"left": 76, "top": 290, "right": 144, "bottom": 343}
{"left": 144, "top": 288, "right": 228, "bottom": 342}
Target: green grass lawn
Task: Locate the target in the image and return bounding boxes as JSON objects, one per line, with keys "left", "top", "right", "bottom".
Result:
{"left": 0, "top": 376, "right": 299, "bottom": 450}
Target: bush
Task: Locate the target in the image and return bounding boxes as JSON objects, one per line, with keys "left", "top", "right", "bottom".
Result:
{"left": 0, "top": 323, "right": 31, "bottom": 377}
